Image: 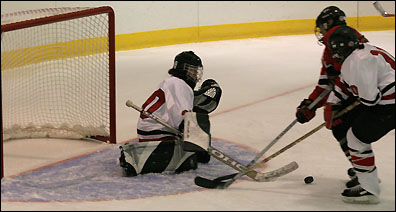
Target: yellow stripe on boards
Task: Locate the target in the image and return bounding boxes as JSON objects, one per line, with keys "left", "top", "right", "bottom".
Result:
{"left": 1, "top": 37, "right": 108, "bottom": 70}
{"left": 2, "top": 16, "right": 394, "bottom": 70}
{"left": 115, "top": 16, "right": 394, "bottom": 51}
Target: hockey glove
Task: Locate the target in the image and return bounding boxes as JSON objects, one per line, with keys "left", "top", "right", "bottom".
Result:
{"left": 296, "top": 99, "right": 316, "bottom": 123}
{"left": 323, "top": 103, "right": 343, "bottom": 129}
{"left": 193, "top": 79, "right": 222, "bottom": 114}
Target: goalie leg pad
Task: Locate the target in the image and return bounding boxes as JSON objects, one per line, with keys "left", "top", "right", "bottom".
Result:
{"left": 119, "top": 139, "right": 198, "bottom": 176}
{"left": 119, "top": 150, "right": 138, "bottom": 177}
{"left": 183, "top": 112, "right": 211, "bottom": 152}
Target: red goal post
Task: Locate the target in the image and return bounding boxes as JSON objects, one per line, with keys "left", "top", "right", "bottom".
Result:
{"left": 1, "top": 6, "right": 116, "bottom": 178}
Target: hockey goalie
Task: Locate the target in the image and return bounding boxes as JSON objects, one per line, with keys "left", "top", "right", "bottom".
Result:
{"left": 118, "top": 51, "right": 222, "bottom": 176}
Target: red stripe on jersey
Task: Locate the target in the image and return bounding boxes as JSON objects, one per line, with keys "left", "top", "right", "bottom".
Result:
{"left": 382, "top": 93, "right": 395, "bottom": 100}
{"left": 336, "top": 77, "right": 351, "bottom": 95}
{"left": 351, "top": 155, "right": 375, "bottom": 167}
{"left": 140, "top": 89, "right": 166, "bottom": 119}
{"left": 370, "top": 49, "right": 395, "bottom": 70}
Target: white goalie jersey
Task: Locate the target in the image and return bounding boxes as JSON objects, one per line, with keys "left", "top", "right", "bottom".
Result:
{"left": 137, "top": 76, "right": 194, "bottom": 142}
{"left": 328, "top": 44, "right": 395, "bottom": 106}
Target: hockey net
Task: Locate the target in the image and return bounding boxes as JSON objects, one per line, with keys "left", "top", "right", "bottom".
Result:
{"left": 1, "top": 7, "right": 116, "bottom": 178}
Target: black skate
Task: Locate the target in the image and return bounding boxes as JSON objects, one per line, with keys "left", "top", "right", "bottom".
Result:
{"left": 342, "top": 185, "right": 379, "bottom": 204}
{"left": 346, "top": 176, "right": 359, "bottom": 188}
{"left": 345, "top": 174, "right": 381, "bottom": 188}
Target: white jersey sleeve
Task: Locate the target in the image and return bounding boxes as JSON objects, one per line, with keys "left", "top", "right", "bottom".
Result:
{"left": 161, "top": 76, "right": 194, "bottom": 127}
{"left": 340, "top": 44, "right": 395, "bottom": 106}
{"left": 137, "top": 76, "right": 194, "bottom": 142}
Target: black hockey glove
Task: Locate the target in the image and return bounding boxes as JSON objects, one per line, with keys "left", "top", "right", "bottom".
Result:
{"left": 296, "top": 99, "right": 316, "bottom": 123}
{"left": 193, "top": 79, "right": 222, "bottom": 114}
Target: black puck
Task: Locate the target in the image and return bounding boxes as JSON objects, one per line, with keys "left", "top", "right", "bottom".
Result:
{"left": 304, "top": 176, "right": 314, "bottom": 184}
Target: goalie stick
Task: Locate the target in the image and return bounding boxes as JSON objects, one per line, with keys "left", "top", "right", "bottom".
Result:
{"left": 125, "top": 100, "right": 296, "bottom": 181}
{"left": 196, "top": 100, "right": 360, "bottom": 189}
{"left": 373, "top": 1, "right": 395, "bottom": 17}
{"left": 194, "top": 85, "right": 333, "bottom": 189}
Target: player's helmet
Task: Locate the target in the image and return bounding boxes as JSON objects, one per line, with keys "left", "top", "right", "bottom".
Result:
{"left": 328, "top": 26, "right": 362, "bottom": 62}
{"left": 169, "top": 51, "right": 203, "bottom": 89}
{"left": 315, "top": 6, "right": 346, "bottom": 44}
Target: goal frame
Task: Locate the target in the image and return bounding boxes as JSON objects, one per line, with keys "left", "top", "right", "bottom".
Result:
{"left": 1, "top": 6, "right": 116, "bottom": 178}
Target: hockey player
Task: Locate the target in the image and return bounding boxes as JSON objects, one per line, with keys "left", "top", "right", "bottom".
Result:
{"left": 119, "top": 51, "right": 222, "bottom": 176}
{"left": 326, "top": 25, "right": 395, "bottom": 204}
{"left": 295, "top": 6, "right": 368, "bottom": 179}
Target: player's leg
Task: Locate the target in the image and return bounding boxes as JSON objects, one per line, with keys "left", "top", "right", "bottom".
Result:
{"left": 330, "top": 103, "right": 364, "bottom": 178}
{"left": 342, "top": 104, "right": 395, "bottom": 204}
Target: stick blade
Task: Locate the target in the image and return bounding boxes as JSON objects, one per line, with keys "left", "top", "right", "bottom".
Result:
{"left": 254, "top": 161, "right": 299, "bottom": 181}
{"left": 194, "top": 176, "right": 226, "bottom": 189}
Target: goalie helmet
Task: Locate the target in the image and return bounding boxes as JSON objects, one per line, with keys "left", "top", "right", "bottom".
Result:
{"left": 328, "top": 26, "right": 362, "bottom": 62}
{"left": 315, "top": 6, "right": 346, "bottom": 44}
{"left": 168, "top": 51, "right": 203, "bottom": 89}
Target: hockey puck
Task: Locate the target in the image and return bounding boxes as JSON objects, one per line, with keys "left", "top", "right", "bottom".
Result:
{"left": 304, "top": 176, "right": 314, "bottom": 184}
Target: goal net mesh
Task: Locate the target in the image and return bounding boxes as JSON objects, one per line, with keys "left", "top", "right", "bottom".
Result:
{"left": 1, "top": 7, "right": 114, "bottom": 141}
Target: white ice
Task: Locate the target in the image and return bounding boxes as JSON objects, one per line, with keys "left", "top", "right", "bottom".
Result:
{"left": 1, "top": 30, "right": 395, "bottom": 211}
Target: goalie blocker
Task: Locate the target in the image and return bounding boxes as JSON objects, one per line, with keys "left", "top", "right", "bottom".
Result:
{"left": 119, "top": 112, "right": 211, "bottom": 176}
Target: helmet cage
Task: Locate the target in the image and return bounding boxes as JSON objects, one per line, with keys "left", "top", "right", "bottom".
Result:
{"left": 184, "top": 63, "right": 203, "bottom": 85}
{"left": 170, "top": 51, "right": 203, "bottom": 88}
{"left": 314, "top": 24, "right": 328, "bottom": 44}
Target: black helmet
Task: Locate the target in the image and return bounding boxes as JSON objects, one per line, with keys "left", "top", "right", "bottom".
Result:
{"left": 315, "top": 6, "right": 346, "bottom": 43}
{"left": 169, "top": 51, "right": 203, "bottom": 89}
{"left": 328, "top": 26, "right": 362, "bottom": 62}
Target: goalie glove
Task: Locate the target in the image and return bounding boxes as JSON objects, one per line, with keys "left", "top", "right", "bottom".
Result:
{"left": 193, "top": 79, "right": 222, "bottom": 114}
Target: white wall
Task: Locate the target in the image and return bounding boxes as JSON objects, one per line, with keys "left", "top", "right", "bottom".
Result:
{"left": 1, "top": 1, "right": 395, "bottom": 35}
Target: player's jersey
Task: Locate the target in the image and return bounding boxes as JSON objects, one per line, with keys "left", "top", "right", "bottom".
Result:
{"left": 137, "top": 76, "right": 194, "bottom": 142}
{"left": 336, "top": 44, "right": 395, "bottom": 106}
{"left": 308, "top": 25, "right": 365, "bottom": 108}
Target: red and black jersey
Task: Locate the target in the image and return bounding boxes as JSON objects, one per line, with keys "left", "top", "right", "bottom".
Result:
{"left": 308, "top": 25, "right": 367, "bottom": 108}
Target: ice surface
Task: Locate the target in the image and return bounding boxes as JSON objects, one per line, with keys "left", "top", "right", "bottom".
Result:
{"left": 1, "top": 30, "right": 394, "bottom": 211}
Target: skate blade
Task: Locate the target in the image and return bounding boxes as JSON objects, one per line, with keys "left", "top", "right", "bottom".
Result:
{"left": 342, "top": 195, "right": 380, "bottom": 204}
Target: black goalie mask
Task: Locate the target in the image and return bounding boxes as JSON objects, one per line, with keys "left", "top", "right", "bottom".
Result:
{"left": 169, "top": 51, "right": 203, "bottom": 89}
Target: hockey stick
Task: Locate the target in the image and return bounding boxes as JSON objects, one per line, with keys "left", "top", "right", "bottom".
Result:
{"left": 196, "top": 86, "right": 333, "bottom": 188}
{"left": 207, "top": 146, "right": 298, "bottom": 182}
{"left": 194, "top": 86, "right": 329, "bottom": 184}
{"left": 373, "top": 1, "right": 395, "bottom": 17}
{"left": 125, "top": 100, "right": 295, "bottom": 181}
{"left": 196, "top": 100, "right": 360, "bottom": 189}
